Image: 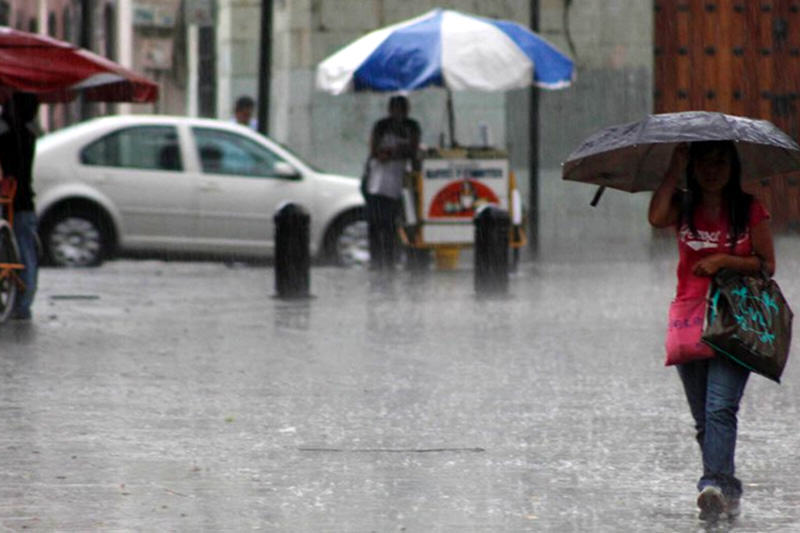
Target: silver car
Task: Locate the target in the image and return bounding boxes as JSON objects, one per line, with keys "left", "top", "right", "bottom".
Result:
{"left": 33, "top": 115, "right": 368, "bottom": 267}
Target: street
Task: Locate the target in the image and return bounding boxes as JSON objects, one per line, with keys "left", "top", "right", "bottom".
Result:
{"left": 1, "top": 242, "right": 800, "bottom": 532}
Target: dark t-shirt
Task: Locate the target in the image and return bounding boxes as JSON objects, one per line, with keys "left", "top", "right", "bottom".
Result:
{"left": 0, "top": 120, "right": 36, "bottom": 211}
{"left": 371, "top": 117, "right": 420, "bottom": 155}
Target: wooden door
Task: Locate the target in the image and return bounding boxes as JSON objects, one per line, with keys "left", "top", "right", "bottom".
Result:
{"left": 654, "top": 0, "right": 800, "bottom": 228}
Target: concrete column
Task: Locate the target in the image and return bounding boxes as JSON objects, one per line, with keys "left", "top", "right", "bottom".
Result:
{"left": 215, "top": 0, "right": 231, "bottom": 120}
{"left": 187, "top": 24, "right": 199, "bottom": 117}
{"left": 38, "top": 0, "right": 50, "bottom": 131}
{"left": 117, "top": 0, "right": 133, "bottom": 114}
{"left": 37, "top": 0, "right": 47, "bottom": 33}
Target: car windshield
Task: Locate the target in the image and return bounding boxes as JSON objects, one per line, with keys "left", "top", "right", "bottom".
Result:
{"left": 271, "top": 138, "right": 323, "bottom": 173}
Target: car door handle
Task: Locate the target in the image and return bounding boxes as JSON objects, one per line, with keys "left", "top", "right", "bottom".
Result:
{"left": 199, "top": 183, "right": 222, "bottom": 192}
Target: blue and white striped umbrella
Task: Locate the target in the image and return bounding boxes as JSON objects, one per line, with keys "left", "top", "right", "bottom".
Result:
{"left": 316, "top": 8, "right": 574, "bottom": 94}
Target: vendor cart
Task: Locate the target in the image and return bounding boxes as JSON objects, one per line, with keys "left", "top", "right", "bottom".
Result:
{"left": 399, "top": 146, "right": 526, "bottom": 269}
{"left": 316, "top": 8, "right": 573, "bottom": 270}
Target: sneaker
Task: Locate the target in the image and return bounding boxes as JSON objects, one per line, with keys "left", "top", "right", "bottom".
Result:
{"left": 698, "top": 486, "right": 726, "bottom": 521}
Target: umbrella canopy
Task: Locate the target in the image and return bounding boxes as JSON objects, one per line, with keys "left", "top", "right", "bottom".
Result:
{"left": 316, "top": 8, "right": 574, "bottom": 94}
{"left": 0, "top": 26, "right": 158, "bottom": 103}
{"left": 562, "top": 111, "right": 800, "bottom": 195}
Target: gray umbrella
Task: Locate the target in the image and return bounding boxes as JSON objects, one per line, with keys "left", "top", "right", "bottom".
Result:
{"left": 562, "top": 111, "right": 800, "bottom": 205}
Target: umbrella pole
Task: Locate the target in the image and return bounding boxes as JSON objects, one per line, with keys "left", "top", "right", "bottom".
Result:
{"left": 446, "top": 89, "right": 456, "bottom": 148}
{"left": 590, "top": 186, "right": 606, "bottom": 207}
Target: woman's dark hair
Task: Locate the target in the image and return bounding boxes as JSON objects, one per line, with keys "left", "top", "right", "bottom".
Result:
{"left": 680, "top": 140, "right": 752, "bottom": 249}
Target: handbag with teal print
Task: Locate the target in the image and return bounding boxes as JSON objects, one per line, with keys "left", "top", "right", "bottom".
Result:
{"left": 702, "top": 267, "right": 793, "bottom": 383}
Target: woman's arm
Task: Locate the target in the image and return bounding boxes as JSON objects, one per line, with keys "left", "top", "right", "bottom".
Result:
{"left": 751, "top": 218, "right": 776, "bottom": 275}
{"left": 692, "top": 219, "right": 775, "bottom": 276}
{"left": 648, "top": 143, "right": 686, "bottom": 228}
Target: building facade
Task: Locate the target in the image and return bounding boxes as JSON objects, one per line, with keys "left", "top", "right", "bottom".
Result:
{"left": 1, "top": 0, "right": 116, "bottom": 130}
{"left": 1, "top": 1, "right": 653, "bottom": 180}
{"left": 4, "top": 2, "right": 696, "bottom": 258}
{"left": 0, "top": 0, "right": 181, "bottom": 129}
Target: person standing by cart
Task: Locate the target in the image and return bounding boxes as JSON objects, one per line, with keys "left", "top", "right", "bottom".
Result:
{"left": 364, "top": 95, "right": 420, "bottom": 270}
{"left": 0, "top": 92, "right": 40, "bottom": 320}
{"left": 648, "top": 140, "right": 775, "bottom": 520}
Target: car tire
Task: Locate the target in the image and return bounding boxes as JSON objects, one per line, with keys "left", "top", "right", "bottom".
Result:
{"left": 40, "top": 206, "right": 112, "bottom": 267}
{"left": 323, "top": 210, "right": 369, "bottom": 267}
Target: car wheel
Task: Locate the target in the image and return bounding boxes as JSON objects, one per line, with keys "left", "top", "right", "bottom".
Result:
{"left": 324, "top": 211, "right": 369, "bottom": 267}
{"left": 41, "top": 208, "right": 111, "bottom": 267}
{"left": 0, "top": 221, "right": 19, "bottom": 322}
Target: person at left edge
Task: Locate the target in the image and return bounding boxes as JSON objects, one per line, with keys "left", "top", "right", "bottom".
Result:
{"left": 0, "top": 92, "right": 40, "bottom": 320}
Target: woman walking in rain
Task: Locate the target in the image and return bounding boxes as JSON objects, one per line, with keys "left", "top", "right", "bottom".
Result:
{"left": 648, "top": 140, "right": 775, "bottom": 521}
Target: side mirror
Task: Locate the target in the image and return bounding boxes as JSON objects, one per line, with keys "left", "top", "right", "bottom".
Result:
{"left": 274, "top": 161, "right": 301, "bottom": 180}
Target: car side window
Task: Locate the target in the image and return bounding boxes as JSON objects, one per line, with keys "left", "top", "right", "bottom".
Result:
{"left": 81, "top": 126, "right": 183, "bottom": 171}
{"left": 192, "top": 127, "right": 287, "bottom": 177}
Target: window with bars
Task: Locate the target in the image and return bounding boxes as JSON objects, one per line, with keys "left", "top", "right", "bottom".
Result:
{"left": 0, "top": 2, "right": 9, "bottom": 26}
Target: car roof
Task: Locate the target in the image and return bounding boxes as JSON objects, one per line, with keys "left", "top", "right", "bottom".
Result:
{"left": 82, "top": 114, "right": 250, "bottom": 131}
{"left": 37, "top": 114, "right": 265, "bottom": 151}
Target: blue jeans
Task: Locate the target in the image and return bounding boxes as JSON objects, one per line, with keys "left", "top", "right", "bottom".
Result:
{"left": 12, "top": 210, "right": 38, "bottom": 315}
{"left": 677, "top": 355, "right": 750, "bottom": 499}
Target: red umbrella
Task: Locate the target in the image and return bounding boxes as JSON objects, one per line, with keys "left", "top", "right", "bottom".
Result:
{"left": 0, "top": 26, "right": 158, "bottom": 103}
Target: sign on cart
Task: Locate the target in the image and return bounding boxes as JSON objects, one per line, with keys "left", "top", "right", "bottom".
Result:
{"left": 420, "top": 158, "right": 509, "bottom": 244}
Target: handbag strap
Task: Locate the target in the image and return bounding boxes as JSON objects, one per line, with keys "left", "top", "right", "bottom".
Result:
{"left": 755, "top": 254, "right": 771, "bottom": 280}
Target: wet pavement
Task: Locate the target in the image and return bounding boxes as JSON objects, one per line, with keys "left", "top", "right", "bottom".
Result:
{"left": 2, "top": 240, "right": 800, "bottom": 532}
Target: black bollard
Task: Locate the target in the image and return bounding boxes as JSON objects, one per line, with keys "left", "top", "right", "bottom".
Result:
{"left": 274, "top": 202, "right": 311, "bottom": 299}
{"left": 474, "top": 205, "right": 510, "bottom": 294}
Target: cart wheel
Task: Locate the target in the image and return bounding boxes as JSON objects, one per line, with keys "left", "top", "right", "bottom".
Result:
{"left": 0, "top": 221, "right": 19, "bottom": 323}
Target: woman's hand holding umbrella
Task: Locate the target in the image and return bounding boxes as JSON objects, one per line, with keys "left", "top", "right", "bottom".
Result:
{"left": 667, "top": 142, "right": 690, "bottom": 181}
{"left": 649, "top": 143, "right": 688, "bottom": 228}
{"left": 661, "top": 141, "right": 689, "bottom": 191}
